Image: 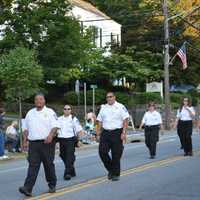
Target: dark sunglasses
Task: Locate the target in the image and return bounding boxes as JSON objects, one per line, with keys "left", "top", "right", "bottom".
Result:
{"left": 106, "top": 96, "right": 114, "bottom": 99}
{"left": 64, "top": 108, "right": 71, "bottom": 110}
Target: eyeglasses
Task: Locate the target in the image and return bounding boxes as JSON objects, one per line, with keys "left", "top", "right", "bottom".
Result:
{"left": 64, "top": 108, "right": 71, "bottom": 111}
{"left": 149, "top": 105, "right": 155, "bottom": 107}
{"left": 106, "top": 96, "right": 114, "bottom": 99}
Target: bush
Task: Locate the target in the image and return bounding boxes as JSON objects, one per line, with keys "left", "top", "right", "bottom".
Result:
{"left": 64, "top": 90, "right": 200, "bottom": 108}
{"left": 134, "top": 92, "right": 163, "bottom": 105}
{"left": 115, "top": 92, "right": 130, "bottom": 105}
{"left": 64, "top": 91, "right": 84, "bottom": 105}
{"left": 86, "top": 89, "right": 107, "bottom": 105}
{"left": 170, "top": 93, "right": 185, "bottom": 105}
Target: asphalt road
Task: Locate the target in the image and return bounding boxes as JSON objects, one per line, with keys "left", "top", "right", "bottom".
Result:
{"left": 0, "top": 130, "right": 200, "bottom": 200}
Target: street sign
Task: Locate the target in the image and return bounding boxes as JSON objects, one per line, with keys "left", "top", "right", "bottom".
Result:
{"left": 146, "top": 81, "right": 163, "bottom": 98}
{"left": 46, "top": 80, "right": 56, "bottom": 84}
{"left": 90, "top": 85, "right": 97, "bottom": 89}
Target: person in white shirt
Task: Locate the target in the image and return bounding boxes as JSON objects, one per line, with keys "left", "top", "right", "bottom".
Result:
{"left": 19, "top": 93, "right": 60, "bottom": 197}
{"left": 57, "top": 105, "right": 84, "bottom": 181}
{"left": 86, "top": 109, "right": 96, "bottom": 125}
{"left": 174, "top": 97, "right": 195, "bottom": 156}
{"left": 139, "top": 102, "right": 163, "bottom": 159}
{"left": 97, "top": 92, "right": 129, "bottom": 181}
{"left": 6, "top": 121, "right": 20, "bottom": 152}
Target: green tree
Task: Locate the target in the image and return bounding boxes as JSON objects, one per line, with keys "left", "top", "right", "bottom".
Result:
{"left": 0, "top": 0, "right": 92, "bottom": 84}
{"left": 0, "top": 46, "right": 43, "bottom": 146}
{"left": 0, "top": 47, "right": 43, "bottom": 101}
{"left": 86, "top": 0, "right": 200, "bottom": 87}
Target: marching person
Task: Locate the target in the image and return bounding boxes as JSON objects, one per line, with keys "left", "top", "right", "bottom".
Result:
{"left": 174, "top": 97, "right": 195, "bottom": 156}
{"left": 19, "top": 93, "right": 60, "bottom": 197}
{"left": 139, "top": 102, "right": 163, "bottom": 159}
{"left": 97, "top": 92, "right": 129, "bottom": 181}
{"left": 57, "top": 105, "right": 84, "bottom": 181}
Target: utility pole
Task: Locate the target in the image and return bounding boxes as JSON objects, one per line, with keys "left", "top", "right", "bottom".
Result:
{"left": 163, "top": 0, "right": 171, "bottom": 130}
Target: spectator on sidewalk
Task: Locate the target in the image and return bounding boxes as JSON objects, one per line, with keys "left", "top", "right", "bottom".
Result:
{"left": 0, "top": 107, "right": 8, "bottom": 160}
{"left": 85, "top": 118, "right": 96, "bottom": 143}
{"left": 86, "top": 109, "right": 96, "bottom": 126}
{"left": 6, "top": 121, "right": 20, "bottom": 152}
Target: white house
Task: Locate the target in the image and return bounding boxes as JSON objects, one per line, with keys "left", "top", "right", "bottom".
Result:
{"left": 70, "top": 0, "right": 122, "bottom": 48}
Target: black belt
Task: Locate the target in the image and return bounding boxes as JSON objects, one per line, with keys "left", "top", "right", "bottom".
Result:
{"left": 103, "top": 128, "right": 123, "bottom": 133}
{"left": 28, "top": 140, "right": 45, "bottom": 142}
{"left": 145, "top": 125, "right": 160, "bottom": 128}
{"left": 179, "top": 120, "right": 192, "bottom": 122}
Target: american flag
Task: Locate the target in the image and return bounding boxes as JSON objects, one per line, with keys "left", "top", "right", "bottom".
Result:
{"left": 177, "top": 43, "right": 187, "bottom": 69}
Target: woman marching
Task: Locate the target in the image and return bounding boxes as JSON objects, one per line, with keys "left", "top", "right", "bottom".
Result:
{"left": 174, "top": 97, "right": 195, "bottom": 156}
{"left": 57, "top": 105, "right": 84, "bottom": 180}
{"left": 139, "top": 102, "right": 163, "bottom": 159}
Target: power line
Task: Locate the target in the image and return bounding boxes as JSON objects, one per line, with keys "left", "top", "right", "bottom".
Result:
{"left": 177, "top": 16, "right": 200, "bottom": 32}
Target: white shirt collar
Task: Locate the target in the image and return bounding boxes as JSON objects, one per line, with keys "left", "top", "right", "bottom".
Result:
{"left": 107, "top": 101, "right": 117, "bottom": 106}
{"left": 35, "top": 105, "right": 47, "bottom": 112}
{"left": 63, "top": 114, "right": 72, "bottom": 119}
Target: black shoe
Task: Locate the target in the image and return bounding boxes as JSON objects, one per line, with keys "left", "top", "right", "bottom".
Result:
{"left": 71, "top": 169, "right": 76, "bottom": 177}
{"left": 150, "top": 155, "right": 155, "bottom": 159}
{"left": 188, "top": 151, "right": 193, "bottom": 156}
{"left": 64, "top": 174, "right": 71, "bottom": 180}
{"left": 19, "top": 186, "right": 32, "bottom": 197}
{"left": 107, "top": 172, "right": 112, "bottom": 180}
{"left": 49, "top": 186, "right": 56, "bottom": 193}
{"left": 112, "top": 176, "right": 120, "bottom": 181}
{"left": 184, "top": 153, "right": 188, "bottom": 156}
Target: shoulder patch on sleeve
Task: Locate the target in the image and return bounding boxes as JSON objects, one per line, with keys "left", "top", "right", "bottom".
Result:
{"left": 73, "top": 117, "right": 80, "bottom": 123}
{"left": 53, "top": 113, "right": 58, "bottom": 120}
{"left": 122, "top": 106, "right": 128, "bottom": 112}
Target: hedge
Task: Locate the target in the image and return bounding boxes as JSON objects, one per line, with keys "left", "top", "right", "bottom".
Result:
{"left": 64, "top": 91, "right": 199, "bottom": 107}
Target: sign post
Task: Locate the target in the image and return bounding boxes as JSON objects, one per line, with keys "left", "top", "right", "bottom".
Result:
{"left": 75, "top": 80, "right": 80, "bottom": 106}
{"left": 84, "top": 83, "right": 87, "bottom": 121}
{"left": 90, "top": 85, "right": 97, "bottom": 113}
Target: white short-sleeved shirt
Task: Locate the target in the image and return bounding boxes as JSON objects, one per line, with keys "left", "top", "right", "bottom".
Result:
{"left": 142, "top": 111, "right": 162, "bottom": 126}
{"left": 176, "top": 106, "right": 195, "bottom": 121}
{"left": 97, "top": 101, "right": 129, "bottom": 130}
{"left": 57, "top": 115, "right": 83, "bottom": 138}
{"left": 6, "top": 126, "right": 18, "bottom": 136}
{"left": 24, "top": 106, "right": 60, "bottom": 141}
{"left": 21, "top": 118, "right": 26, "bottom": 132}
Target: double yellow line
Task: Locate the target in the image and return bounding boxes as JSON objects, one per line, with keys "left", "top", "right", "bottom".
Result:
{"left": 30, "top": 151, "right": 199, "bottom": 200}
